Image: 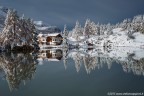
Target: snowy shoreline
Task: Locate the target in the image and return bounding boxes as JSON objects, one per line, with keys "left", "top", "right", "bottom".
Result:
{"left": 68, "top": 28, "right": 144, "bottom": 48}
{"left": 1, "top": 7, "right": 144, "bottom": 51}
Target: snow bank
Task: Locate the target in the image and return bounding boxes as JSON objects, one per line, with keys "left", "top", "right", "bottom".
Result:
{"left": 71, "top": 28, "right": 144, "bottom": 47}
{"left": 133, "top": 32, "right": 144, "bottom": 43}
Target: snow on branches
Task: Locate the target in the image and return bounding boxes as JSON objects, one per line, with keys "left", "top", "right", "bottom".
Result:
{"left": 70, "top": 15, "right": 144, "bottom": 40}
{"left": 0, "top": 9, "right": 38, "bottom": 51}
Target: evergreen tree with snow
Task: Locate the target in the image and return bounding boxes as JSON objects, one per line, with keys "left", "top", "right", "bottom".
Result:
{"left": 0, "top": 9, "right": 38, "bottom": 51}
{"left": 71, "top": 20, "right": 83, "bottom": 40}
{"left": 62, "top": 25, "right": 68, "bottom": 46}
{"left": 83, "top": 19, "right": 95, "bottom": 38}
{"left": 1, "top": 9, "right": 19, "bottom": 50}
{"left": 105, "top": 23, "right": 113, "bottom": 35}
{"left": 95, "top": 23, "right": 101, "bottom": 35}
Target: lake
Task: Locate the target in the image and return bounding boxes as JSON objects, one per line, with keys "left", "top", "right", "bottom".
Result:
{"left": 0, "top": 47, "right": 144, "bottom": 96}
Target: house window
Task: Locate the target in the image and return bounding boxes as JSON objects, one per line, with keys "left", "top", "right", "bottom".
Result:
{"left": 43, "top": 54, "right": 46, "bottom": 57}
{"left": 52, "top": 38, "right": 57, "bottom": 41}
{"left": 43, "top": 38, "right": 46, "bottom": 42}
{"left": 52, "top": 53, "right": 56, "bottom": 57}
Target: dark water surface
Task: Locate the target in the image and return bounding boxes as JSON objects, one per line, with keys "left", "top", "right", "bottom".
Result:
{"left": 0, "top": 48, "right": 144, "bottom": 96}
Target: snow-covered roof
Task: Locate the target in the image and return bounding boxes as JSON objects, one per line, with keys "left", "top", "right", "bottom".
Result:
{"left": 48, "top": 33, "right": 61, "bottom": 36}
{"left": 37, "top": 33, "right": 44, "bottom": 37}
{"left": 38, "top": 33, "right": 61, "bottom": 37}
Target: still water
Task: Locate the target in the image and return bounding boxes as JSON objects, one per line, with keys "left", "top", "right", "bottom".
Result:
{"left": 0, "top": 47, "right": 144, "bottom": 96}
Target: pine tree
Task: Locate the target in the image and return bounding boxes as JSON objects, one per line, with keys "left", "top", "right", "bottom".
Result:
{"left": 71, "top": 20, "right": 83, "bottom": 40}
{"left": 62, "top": 25, "right": 68, "bottom": 46}
{"left": 95, "top": 23, "right": 100, "bottom": 35}
{"left": 0, "top": 9, "right": 38, "bottom": 51}
{"left": 1, "top": 9, "right": 19, "bottom": 50}
{"left": 83, "top": 19, "right": 93, "bottom": 38}
{"left": 90, "top": 21, "right": 97, "bottom": 35}
{"left": 106, "top": 23, "right": 113, "bottom": 35}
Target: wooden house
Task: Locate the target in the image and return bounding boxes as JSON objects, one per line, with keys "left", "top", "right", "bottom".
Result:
{"left": 37, "top": 33, "right": 63, "bottom": 45}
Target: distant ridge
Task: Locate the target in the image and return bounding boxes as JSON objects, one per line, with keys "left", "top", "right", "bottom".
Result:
{"left": 34, "top": 21, "right": 61, "bottom": 34}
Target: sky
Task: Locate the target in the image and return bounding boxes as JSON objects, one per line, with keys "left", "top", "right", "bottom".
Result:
{"left": 1, "top": 0, "right": 144, "bottom": 29}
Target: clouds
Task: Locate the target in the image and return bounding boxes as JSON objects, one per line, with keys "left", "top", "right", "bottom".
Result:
{"left": 1, "top": 0, "right": 144, "bottom": 29}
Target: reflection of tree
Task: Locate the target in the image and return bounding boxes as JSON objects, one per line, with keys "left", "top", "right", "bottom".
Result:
{"left": 121, "top": 58, "right": 144, "bottom": 76}
{"left": 72, "top": 51, "right": 82, "bottom": 72}
{"left": 68, "top": 51, "right": 114, "bottom": 74}
{"left": 0, "top": 52, "right": 37, "bottom": 91}
{"left": 68, "top": 49, "right": 144, "bottom": 75}
{"left": 83, "top": 55, "right": 97, "bottom": 74}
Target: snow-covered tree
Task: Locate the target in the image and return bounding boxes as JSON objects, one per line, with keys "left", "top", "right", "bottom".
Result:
{"left": 71, "top": 20, "right": 83, "bottom": 40}
{"left": 62, "top": 25, "right": 68, "bottom": 45}
{"left": 105, "top": 23, "right": 113, "bottom": 35}
{"left": 90, "top": 21, "right": 97, "bottom": 35}
{"left": 1, "top": 9, "right": 19, "bottom": 50}
{"left": 0, "top": 9, "right": 38, "bottom": 51}
{"left": 83, "top": 19, "right": 97, "bottom": 38}
{"left": 83, "top": 19, "right": 91, "bottom": 38}
{"left": 95, "top": 23, "right": 101, "bottom": 35}
{"left": 63, "top": 25, "right": 68, "bottom": 37}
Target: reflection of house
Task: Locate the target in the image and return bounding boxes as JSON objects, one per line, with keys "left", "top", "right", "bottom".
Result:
{"left": 38, "top": 49, "right": 63, "bottom": 61}
{"left": 37, "top": 33, "right": 63, "bottom": 45}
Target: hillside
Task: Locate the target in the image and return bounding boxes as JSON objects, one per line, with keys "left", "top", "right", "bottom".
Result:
{"left": 68, "top": 16, "right": 144, "bottom": 48}
{"left": 34, "top": 21, "right": 61, "bottom": 34}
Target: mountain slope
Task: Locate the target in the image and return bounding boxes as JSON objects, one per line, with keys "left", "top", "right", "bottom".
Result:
{"left": 34, "top": 21, "right": 61, "bottom": 34}
{"left": 68, "top": 28, "right": 144, "bottom": 48}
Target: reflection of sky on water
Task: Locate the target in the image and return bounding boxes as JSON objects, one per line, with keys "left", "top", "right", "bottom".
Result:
{"left": 0, "top": 47, "right": 144, "bottom": 95}
{"left": 1, "top": 0, "right": 144, "bottom": 29}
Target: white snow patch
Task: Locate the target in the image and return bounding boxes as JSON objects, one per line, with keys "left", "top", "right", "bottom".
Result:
{"left": 34, "top": 21, "right": 43, "bottom": 26}
{"left": 48, "top": 33, "right": 60, "bottom": 36}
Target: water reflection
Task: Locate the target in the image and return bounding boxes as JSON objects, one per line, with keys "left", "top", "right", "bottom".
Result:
{"left": 0, "top": 52, "right": 38, "bottom": 91}
{"left": 37, "top": 49, "right": 63, "bottom": 61}
{"left": 66, "top": 47, "right": 144, "bottom": 75}
{"left": 37, "top": 47, "right": 144, "bottom": 76}
{"left": 0, "top": 47, "right": 144, "bottom": 91}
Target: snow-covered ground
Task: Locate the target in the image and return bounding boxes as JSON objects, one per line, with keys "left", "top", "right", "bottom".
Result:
{"left": 68, "top": 28, "right": 144, "bottom": 48}
{"left": 107, "top": 28, "right": 144, "bottom": 47}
